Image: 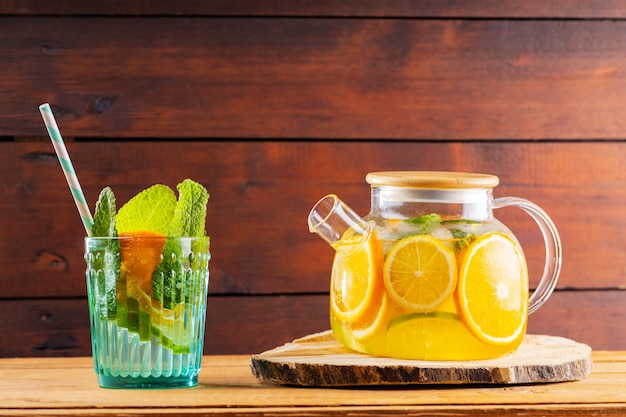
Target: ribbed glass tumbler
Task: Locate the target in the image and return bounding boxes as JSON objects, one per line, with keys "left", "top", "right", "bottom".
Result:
{"left": 84, "top": 236, "right": 210, "bottom": 389}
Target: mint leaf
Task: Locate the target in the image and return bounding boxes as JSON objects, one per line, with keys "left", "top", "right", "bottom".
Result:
{"left": 91, "top": 186, "right": 121, "bottom": 320}
{"left": 169, "top": 179, "right": 209, "bottom": 237}
{"left": 153, "top": 179, "right": 209, "bottom": 309}
{"left": 115, "top": 184, "right": 176, "bottom": 234}
{"left": 91, "top": 187, "right": 117, "bottom": 237}
{"left": 404, "top": 213, "right": 442, "bottom": 234}
{"left": 451, "top": 229, "right": 474, "bottom": 252}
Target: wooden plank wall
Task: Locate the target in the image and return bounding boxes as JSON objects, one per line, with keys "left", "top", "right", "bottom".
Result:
{"left": 1, "top": 1, "right": 625, "bottom": 357}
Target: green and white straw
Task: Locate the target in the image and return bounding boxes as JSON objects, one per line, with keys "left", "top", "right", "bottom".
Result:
{"left": 39, "top": 103, "right": 94, "bottom": 235}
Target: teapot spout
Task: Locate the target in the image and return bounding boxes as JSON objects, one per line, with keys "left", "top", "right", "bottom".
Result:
{"left": 308, "top": 194, "right": 371, "bottom": 249}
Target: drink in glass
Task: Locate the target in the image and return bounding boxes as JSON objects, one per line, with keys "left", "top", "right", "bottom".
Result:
{"left": 84, "top": 179, "right": 210, "bottom": 388}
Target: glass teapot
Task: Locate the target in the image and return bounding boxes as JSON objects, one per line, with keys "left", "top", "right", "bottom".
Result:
{"left": 308, "top": 171, "right": 561, "bottom": 360}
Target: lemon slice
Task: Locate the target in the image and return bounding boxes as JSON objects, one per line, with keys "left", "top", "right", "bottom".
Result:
{"left": 456, "top": 232, "right": 529, "bottom": 345}
{"left": 383, "top": 235, "right": 457, "bottom": 312}
{"left": 330, "top": 230, "right": 384, "bottom": 324}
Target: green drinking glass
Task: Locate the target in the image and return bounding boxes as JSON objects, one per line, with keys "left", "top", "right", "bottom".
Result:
{"left": 84, "top": 235, "right": 210, "bottom": 389}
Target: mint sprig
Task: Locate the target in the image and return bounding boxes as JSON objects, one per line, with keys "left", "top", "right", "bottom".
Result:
{"left": 153, "top": 180, "right": 210, "bottom": 309}
{"left": 91, "top": 187, "right": 121, "bottom": 320}
{"left": 404, "top": 213, "right": 442, "bottom": 234}
{"left": 91, "top": 187, "right": 117, "bottom": 238}
{"left": 169, "top": 179, "right": 209, "bottom": 237}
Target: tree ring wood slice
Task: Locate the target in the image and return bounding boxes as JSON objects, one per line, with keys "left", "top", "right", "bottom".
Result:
{"left": 250, "top": 331, "right": 592, "bottom": 387}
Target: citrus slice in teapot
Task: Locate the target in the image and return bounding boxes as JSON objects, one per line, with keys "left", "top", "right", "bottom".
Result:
{"left": 330, "top": 231, "right": 385, "bottom": 324}
{"left": 383, "top": 235, "right": 457, "bottom": 312}
{"left": 457, "top": 232, "right": 529, "bottom": 345}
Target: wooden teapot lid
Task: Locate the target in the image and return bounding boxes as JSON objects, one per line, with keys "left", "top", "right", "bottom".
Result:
{"left": 366, "top": 171, "right": 499, "bottom": 189}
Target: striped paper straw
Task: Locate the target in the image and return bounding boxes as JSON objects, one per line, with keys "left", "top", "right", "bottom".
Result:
{"left": 39, "top": 103, "right": 94, "bottom": 235}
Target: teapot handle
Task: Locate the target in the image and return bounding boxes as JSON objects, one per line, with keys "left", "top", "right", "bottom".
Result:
{"left": 492, "top": 197, "right": 562, "bottom": 314}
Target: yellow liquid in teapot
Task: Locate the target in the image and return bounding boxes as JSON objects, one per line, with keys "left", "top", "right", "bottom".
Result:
{"left": 329, "top": 217, "right": 529, "bottom": 360}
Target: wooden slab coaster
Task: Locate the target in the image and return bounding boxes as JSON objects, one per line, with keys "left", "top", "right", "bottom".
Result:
{"left": 250, "top": 330, "right": 592, "bottom": 387}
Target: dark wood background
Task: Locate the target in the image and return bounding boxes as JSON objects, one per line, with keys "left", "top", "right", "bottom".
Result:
{"left": 1, "top": 1, "right": 625, "bottom": 357}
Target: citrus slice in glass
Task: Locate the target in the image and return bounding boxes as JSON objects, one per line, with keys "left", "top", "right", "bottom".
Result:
{"left": 330, "top": 230, "right": 384, "bottom": 324}
{"left": 119, "top": 231, "right": 167, "bottom": 309}
{"left": 456, "top": 232, "right": 529, "bottom": 345}
{"left": 150, "top": 302, "right": 192, "bottom": 354}
{"left": 118, "top": 231, "right": 167, "bottom": 340}
{"left": 383, "top": 235, "right": 457, "bottom": 312}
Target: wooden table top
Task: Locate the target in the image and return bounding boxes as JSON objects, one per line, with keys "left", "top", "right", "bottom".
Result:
{"left": 1, "top": 352, "right": 625, "bottom": 416}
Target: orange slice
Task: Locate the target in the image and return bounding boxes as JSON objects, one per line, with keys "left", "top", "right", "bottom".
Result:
{"left": 456, "top": 232, "right": 529, "bottom": 345}
{"left": 119, "top": 230, "right": 167, "bottom": 309}
{"left": 351, "top": 292, "right": 394, "bottom": 341}
{"left": 383, "top": 235, "right": 457, "bottom": 312}
{"left": 330, "top": 230, "right": 384, "bottom": 324}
